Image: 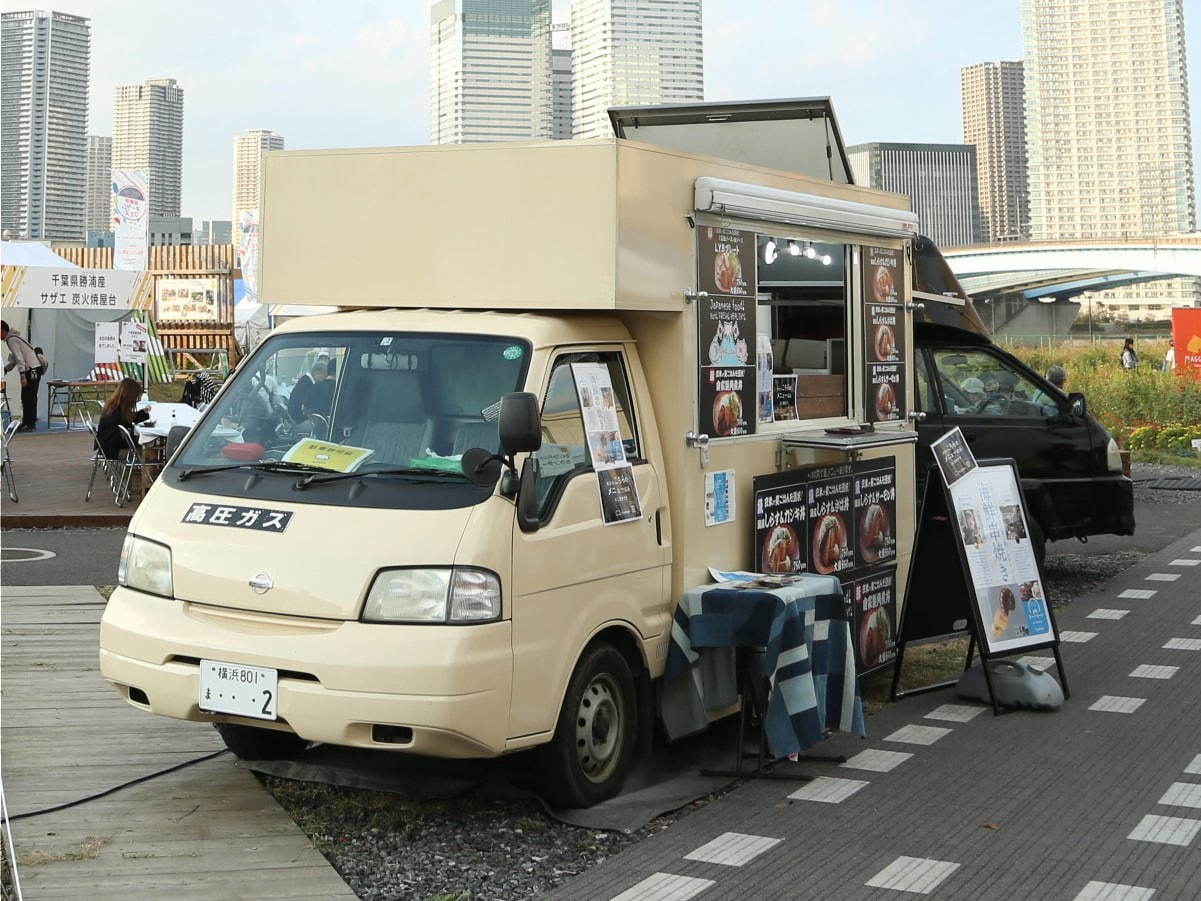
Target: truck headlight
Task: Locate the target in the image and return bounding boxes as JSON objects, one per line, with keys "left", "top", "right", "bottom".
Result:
{"left": 1107, "top": 437, "right": 1123, "bottom": 472}
{"left": 118, "top": 534, "right": 174, "bottom": 598}
{"left": 362, "top": 567, "right": 502, "bottom": 624}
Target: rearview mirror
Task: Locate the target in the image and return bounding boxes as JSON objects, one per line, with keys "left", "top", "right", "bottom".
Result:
{"left": 499, "top": 392, "right": 542, "bottom": 456}
{"left": 461, "top": 447, "right": 503, "bottom": 489}
{"left": 1068, "top": 392, "right": 1086, "bottom": 417}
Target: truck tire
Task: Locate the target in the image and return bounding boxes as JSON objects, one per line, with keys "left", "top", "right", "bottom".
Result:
{"left": 539, "top": 643, "right": 638, "bottom": 809}
{"left": 215, "top": 722, "right": 308, "bottom": 760}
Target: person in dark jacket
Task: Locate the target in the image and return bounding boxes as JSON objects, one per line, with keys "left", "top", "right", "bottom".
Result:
{"left": 96, "top": 377, "right": 150, "bottom": 459}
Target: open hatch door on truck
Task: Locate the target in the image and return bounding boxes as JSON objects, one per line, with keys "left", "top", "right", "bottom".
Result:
{"left": 608, "top": 97, "right": 854, "bottom": 185}
{"left": 910, "top": 235, "right": 990, "bottom": 337}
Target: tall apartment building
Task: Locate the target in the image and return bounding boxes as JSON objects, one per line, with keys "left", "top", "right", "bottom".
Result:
{"left": 112, "top": 78, "right": 184, "bottom": 218}
{"left": 232, "top": 129, "right": 285, "bottom": 229}
{"left": 0, "top": 10, "right": 90, "bottom": 241}
{"left": 848, "top": 142, "right": 982, "bottom": 248}
{"left": 85, "top": 135, "right": 112, "bottom": 235}
{"left": 429, "top": 0, "right": 553, "bottom": 144}
{"left": 961, "top": 61, "right": 1028, "bottom": 244}
{"left": 552, "top": 23, "right": 572, "bottom": 140}
{"left": 571, "top": 0, "right": 704, "bottom": 139}
{"left": 1022, "top": 0, "right": 1196, "bottom": 319}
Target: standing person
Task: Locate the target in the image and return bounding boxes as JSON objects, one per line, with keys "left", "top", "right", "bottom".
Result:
{"left": 96, "top": 377, "right": 151, "bottom": 459}
{"left": 2, "top": 320, "right": 42, "bottom": 431}
{"left": 33, "top": 346, "right": 48, "bottom": 377}
{"left": 1120, "top": 337, "right": 1139, "bottom": 370}
{"left": 1032, "top": 365, "right": 1066, "bottom": 410}
{"left": 1163, "top": 339, "right": 1177, "bottom": 372}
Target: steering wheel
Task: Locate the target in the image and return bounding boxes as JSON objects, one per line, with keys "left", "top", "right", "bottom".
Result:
{"left": 973, "top": 393, "right": 1010, "bottom": 415}
{"left": 306, "top": 412, "right": 331, "bottom": 440}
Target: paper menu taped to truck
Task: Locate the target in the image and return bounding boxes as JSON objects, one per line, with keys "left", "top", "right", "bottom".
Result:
{"left": 944, "top": 460, "right": 1053, "bottom": 654}
{"left": 861, "top": 246, "right": 906, "bottom": 424}
{"left": 696, "top": 227, "right": 757, "bottom": 439}
{"left": 571, "top": 363, "right": 642, "bottom": 526}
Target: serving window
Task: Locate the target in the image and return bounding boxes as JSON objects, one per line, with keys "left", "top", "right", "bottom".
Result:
{"left": 756, "top": 237, "right": 849, "bottom": 423}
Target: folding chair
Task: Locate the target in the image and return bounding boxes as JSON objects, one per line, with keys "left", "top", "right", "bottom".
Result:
{"left": 83, "top": 410, "right": 112, "bottom": 503}
{"left": 113, "top": 424, "right": 150, "bottom": 508}
{"left": 1, "top": 418, "right": 20, "bottom": 503}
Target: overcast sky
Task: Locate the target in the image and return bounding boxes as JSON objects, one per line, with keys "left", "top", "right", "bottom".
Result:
{"left": 16, "top": 0, "right": 1197, "bottom": 223}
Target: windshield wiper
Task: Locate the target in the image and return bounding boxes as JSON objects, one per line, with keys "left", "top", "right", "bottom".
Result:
{"left": 294, "top": 467, "right": 469, "bottom": 490}
{"left": 176, "top": 460, "right": 335, "bottom": 482}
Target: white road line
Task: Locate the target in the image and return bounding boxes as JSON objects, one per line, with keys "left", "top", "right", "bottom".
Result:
{"left": 865, "top": 856, "right": 961, "bottom": 894}
{"left": 1073, "top": 881, "right": 1156, "bottom": 900}
{"left": 1192, "top": 615, "right": 1201, "bottom": 627}
{"left": 683, "top": 832, "right": 781, "bottom": 867}
{"left": 1129, "top": 664, "right": 1179, "bottom": 680}
{"left": 1128, "top": 814, "right": 1201, "bottom": 847}
{"left": 1118, "top": 589, "right": 1156, "bottom": 600}
{"left": 1145, "top": 572, "right": 1180, "bottom": 582}
{"left": 1168, "top": 559, "right": 1201, "bottom": 567}
{"left": 841, "top": 749, "right": 913, "bottom": 773}
{"left": 609, "top": 873, "right": 716, "bottom": 901}
{"left": 788, "top": 776, "right": 870, "bottom": 804}
{"left": 0, "top": 547, "right": 57, "bottom": 562}
{"left": 1193, "top": 546, "right": 1201, "bottom": 553}
{"left": 1061, "top": 631, "right": 1099, "bottom": 643}
{"left": 885, "top": 725, "right": 952, "bottom": 746}
{"left": 1164, "top": 638, "right": 1201, "bottom": 651}
{"left": 1089, "top": 696, "right": 1146, "bottom": 714}
{"left": 924, "top": 704, "right": 984, "bottom": 723}
{"left": 1088, "top": 609, "right": 1130, "bottom": 620}
{"left": 1158, "top": 782, "right": 1201, "bottom": 810}
{"left": 1185, "top": 754, "right": 1201, "bottom": 775}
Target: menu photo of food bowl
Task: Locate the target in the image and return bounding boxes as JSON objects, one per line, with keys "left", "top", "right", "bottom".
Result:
{"left": 810, "top": 512, "right": 849, "bottom": 574}
{"left": 874, "top": 382, "right": 898, "bottom": 419}
{"left": 873, "top": 324, "right": 898, "bottom": 362}
{"left": 712, "top": 390, "right": 744, "bottom": 436}
{"left": 873, "top": 264, "right": 895, "bottom": 303}
{"left": 859, "top": 605, "right": 894, "bottom": 669}
{"left": 714, "top": 247, "right": 743, "bottom": 294}
{"left": 858, "top": 503, "right": 894, "bottom": 563}
{"left": 761, "top": 524, "right": 803, "bottom": 573}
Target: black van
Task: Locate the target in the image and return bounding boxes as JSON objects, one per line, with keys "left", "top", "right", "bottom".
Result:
{"left": 911, "top": 237, "right": 1135, "bottom": 562}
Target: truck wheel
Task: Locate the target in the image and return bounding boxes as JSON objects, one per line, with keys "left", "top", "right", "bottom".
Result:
{"left": 540, "top": 643, "right": 638, "bottom": 809}
{"left": 215, "top": 722, "right": 308, "bottom": 760}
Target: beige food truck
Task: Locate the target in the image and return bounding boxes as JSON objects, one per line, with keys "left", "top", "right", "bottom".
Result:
{"left": 99, "top": 111, "right": 924, "bottom": 807}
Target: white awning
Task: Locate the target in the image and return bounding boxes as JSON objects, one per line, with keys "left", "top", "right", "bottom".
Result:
{"left": 1, "top": 241, "right": 80, "bottom": 268}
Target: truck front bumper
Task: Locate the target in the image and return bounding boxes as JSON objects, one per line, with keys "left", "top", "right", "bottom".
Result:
{"left": 99, "top": 587, "right": 513, "bottom": 758}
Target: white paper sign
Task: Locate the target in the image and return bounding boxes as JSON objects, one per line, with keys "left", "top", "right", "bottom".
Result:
{"left": 705, "top": 469, "right": 735, "bottom": 526}
{"left": 112, "top": 169, "right": 149, "bottom": 271}
{"left": 95, "top": 322, "right": 120, "bottom": 364}
{"left": 3, "top": 267, "right": 146, "bottom": 310}
{"left": 570, "top": 362, "right": 642, "bottom": 526}
{"left": 119, "top": 319, "right": 149, "bottom": 365}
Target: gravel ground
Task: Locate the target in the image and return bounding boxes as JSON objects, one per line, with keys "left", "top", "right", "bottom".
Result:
{"left": 262, "top": 461, "right": 1201, "bottom": 901}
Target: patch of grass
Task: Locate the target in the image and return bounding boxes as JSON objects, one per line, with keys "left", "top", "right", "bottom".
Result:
{"left": 1131, "top": 449, "right": 1201, "bottom": 469}
{"left": 148, "top": 382, "right": 184, "bottom": 404}
{"left": 18, "top": 836, "right": 109, "bottom": 867}
{"left": 96, "top": 585, "right": 115, "bottom": 601}
{"left": 860, "top": 638, "right": 970, "bottom": 715}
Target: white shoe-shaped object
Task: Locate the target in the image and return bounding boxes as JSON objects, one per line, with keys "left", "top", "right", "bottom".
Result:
{"left": 956, "top": 659, "right": 1064, "bottom": 710}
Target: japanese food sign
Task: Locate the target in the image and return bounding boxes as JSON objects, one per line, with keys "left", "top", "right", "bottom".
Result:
{"left": 697, "top": 227, "right": 757, "bottom": 438}
{"left": 862, "top": 246, "right": 906, "bottom": 424}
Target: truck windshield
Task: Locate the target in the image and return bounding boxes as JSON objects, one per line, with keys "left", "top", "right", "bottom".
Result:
{"left": 174, "top": 331, "right": 531, "bottom": 479}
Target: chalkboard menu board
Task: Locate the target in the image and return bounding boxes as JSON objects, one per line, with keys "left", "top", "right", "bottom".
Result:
{"left": 753, "top": 458, "right": 899, "bottom": 673}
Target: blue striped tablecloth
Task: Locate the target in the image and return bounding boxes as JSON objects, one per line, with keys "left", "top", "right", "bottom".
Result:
{"left": 660, "top": 575, "right": 866, "bottom": 759}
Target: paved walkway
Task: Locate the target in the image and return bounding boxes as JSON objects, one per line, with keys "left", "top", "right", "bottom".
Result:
{"left": 2, "top": 585, "right": 354, "bottom": 900}
{"left": 554, "top": 529, "right": 1201, "bottom": 900}
{"left": 1, "top": 430, "right": 136, "bottom": 528}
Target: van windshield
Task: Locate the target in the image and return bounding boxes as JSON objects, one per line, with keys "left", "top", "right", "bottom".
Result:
{"left": 174, "top": 331, "right": 531, "bottom": 483}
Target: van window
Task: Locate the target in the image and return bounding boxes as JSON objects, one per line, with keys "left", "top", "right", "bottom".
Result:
{"left": 534, "top": 351, "right": 638, "bottom": 517}
{"left": 914, "top": 350, "right": 936, "bottom": 414}
{"left": 931, "top": 348, "right": 1062, "bottom": 419}
{"left": 756, "top": 238, "right": 848, "bottom": 420}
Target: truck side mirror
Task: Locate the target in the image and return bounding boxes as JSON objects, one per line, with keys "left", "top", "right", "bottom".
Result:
{"left": 1068, "top": 392, "right": 1086, "bottom": 417}
{"left": 499, "top": 392, "right": 542, "bottom": 456}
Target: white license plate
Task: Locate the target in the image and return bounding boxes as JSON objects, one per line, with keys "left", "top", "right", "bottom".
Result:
{"left": 199, "top": 659, "right": 278, "bottom": 720}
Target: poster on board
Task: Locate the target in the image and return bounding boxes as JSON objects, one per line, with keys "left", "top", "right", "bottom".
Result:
{"left": 848, "top": 567, "right": 898, "bottom": 672}
{"left": 119, "top": 319, "right": 149, "bottom": 365}
{"left": 931, "top": 426, "right": 978, "bottom": 486}
{"left": 94, "top": 322, "right": 120, "bottom": 364}
{"left": 571, "top": 362, "right": 642, "bottom": 526}
{"left": 862, "top": 246, "right": 906, "bottom": 424}
{"left": 696, "top": 227, "right": 757, "bottom": 438}
{"left": 156, "top": 277, "right": 220, "bottom": 322}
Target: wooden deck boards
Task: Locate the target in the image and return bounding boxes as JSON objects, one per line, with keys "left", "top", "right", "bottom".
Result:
{"left": 3, "top": 585, "right": 355, "bottom": 899}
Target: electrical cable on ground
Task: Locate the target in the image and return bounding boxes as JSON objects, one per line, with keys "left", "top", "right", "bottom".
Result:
{"left": 9, "top": 749, "right": 229, "bottom": 821}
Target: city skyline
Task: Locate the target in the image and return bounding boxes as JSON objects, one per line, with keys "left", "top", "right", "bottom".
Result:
{"left": 8, "top": 0, "right": 1200, "bottom": 229}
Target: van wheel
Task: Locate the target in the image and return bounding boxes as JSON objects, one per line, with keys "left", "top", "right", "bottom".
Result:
{"left": 1028, "top": 517, "right": 1047, "bottom": 569}
{"left": 540, "top": 644, "right": 637, "bottom": 809}
{"left": 215, "top": 723, "right": 308, "bottom": 760}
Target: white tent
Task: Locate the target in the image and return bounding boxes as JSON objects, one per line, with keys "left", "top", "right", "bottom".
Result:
{"left": 1, "top": 240, "right": 80, "bottom": 268}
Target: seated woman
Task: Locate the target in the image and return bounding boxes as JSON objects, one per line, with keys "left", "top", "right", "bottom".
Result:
{"left": 96, "top": 377, "right": 151, "bottom": 459}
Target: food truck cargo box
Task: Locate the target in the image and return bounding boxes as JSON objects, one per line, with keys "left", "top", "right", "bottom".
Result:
{"left": 258, "top": 139, "right": 910, "bottom": 312}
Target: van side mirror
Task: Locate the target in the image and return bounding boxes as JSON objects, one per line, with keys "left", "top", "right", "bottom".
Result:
{"left": 1068, "top": 392, "right": 1086, "bottom": 417}
{"left": 461, "top": 447, "right": 503, "bottom": 489}
{"left": 499, "top": 392, "right": 542, "bottom": 456}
